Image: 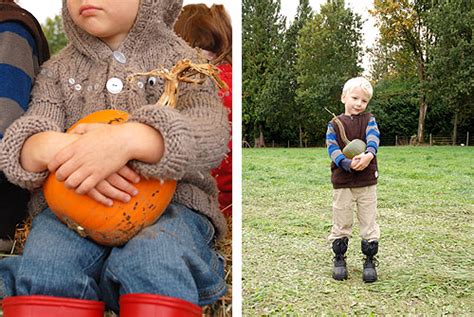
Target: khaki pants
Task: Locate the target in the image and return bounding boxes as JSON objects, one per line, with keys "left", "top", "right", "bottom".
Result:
{"left": 328, "top": 185, "right": 380, "bottom": 242}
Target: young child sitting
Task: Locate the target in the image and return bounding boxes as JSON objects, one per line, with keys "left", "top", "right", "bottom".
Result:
{"left": 0, "top": 0, "right": 229, "bottom": 315}
{"left": 326, "top": 77, "right": 381, "bottom": 283}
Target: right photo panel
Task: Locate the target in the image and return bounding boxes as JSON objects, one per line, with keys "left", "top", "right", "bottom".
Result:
{"left": 242, "top": 0, "right": 474, "bottom": 315}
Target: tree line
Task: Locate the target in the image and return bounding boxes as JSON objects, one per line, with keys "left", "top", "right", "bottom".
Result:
{"left": 243, "top": 0, "right": 473, "bottom": 147}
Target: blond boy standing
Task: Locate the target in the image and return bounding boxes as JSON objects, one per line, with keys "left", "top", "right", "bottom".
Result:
{"left": 326, "top": 77, "right": 380, "bottom": 283}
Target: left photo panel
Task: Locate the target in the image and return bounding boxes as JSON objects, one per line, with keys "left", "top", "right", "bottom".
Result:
{"left": 0, "top": 0, "right": 236, "bottom": 316}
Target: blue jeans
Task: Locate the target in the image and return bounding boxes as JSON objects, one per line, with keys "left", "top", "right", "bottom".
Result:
{"left": 0, "top": 203, "right": 226, "bottom": 312}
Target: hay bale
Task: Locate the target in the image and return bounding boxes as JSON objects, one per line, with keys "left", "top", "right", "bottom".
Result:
{"left": 13, "top": 217, "right": 31, "bottom": 255}
{"left": 203, "top": 216, "right": 232, "bottom": 316}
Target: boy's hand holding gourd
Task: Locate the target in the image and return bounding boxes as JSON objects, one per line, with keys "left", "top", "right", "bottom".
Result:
{"left": 350, "top": 152, "right": 374, "bottom": 171}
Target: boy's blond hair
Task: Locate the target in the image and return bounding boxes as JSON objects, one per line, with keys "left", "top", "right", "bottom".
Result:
{"left": 342, "top": 77, "right": 373, "bottom": 100}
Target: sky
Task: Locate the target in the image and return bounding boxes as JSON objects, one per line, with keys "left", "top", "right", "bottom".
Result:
{"left": 280, "top": 0, "right": 379, "bottom": 73}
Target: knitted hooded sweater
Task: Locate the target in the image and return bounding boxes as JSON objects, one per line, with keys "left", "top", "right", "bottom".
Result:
{"left": 0, "top": 0, "right": 230, "bottom": 239}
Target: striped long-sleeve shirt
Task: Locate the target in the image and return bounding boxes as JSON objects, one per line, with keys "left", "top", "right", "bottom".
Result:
{"left": 326, "top": 115, "right": 380, "bottom": 172}
{"left": 0, "top": 21, "right": 38, "bottom": 139}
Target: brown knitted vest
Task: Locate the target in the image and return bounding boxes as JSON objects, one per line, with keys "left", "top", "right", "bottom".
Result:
{"left": 0, "top": 2, "right": 50, "bottom": 64}
{"left": 331, "top": 112, "right": 378, "bottom": 189}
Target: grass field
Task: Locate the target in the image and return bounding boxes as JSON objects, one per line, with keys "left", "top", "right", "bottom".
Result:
{"left": 243, "top": 146, "right": 474, "bottom": 315}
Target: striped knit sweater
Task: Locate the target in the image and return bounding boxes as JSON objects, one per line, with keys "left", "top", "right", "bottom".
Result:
{"left": 326, "top": 114, "right": 380, "bottom": 172}
{"left": 0, "top": 21, "right": 39, "bottom": 139}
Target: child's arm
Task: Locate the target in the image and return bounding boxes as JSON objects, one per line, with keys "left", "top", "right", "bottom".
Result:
{"left": 20, "top": 131, "right": 79, "bottom": 173}
{"left": 365, "top": 116, "right": 380, "bottom": 157}
{"left": 41, "top": 75, "right": 228, "bottom": 195}
{"left": 20, "top": 129, "right": 140, "bottom": 206}
{"left": 0, "top": 21, "right": 37, "bottom": 140}
{"left": 0, "top": 83, "right": 67, "bottom": 190}
{"left": 126, "top": 81, "right": 230, "bottom": 181}
{"left": 351, "top": 116, "right": 380, "bottom": 171}
{"left": 48, "top": 122, "right": 163, "bottom": 195}
{"left": 326, "top": 121, "right": 352, "bottom": 172}
{"left": 0, "top": 63, "right": 139, "bottom": 205}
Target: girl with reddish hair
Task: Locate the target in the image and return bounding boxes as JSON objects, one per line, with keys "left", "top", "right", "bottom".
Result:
{"left": 175, "top": 4, "right": 233, "bottom": 216}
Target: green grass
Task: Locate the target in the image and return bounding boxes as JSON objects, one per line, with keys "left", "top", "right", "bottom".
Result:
{"left": 243, "top": 146, "right": 474, "bottom": 315}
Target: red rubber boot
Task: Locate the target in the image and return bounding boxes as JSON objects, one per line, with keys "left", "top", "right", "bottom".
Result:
{"left": 1, "top": 295, "right": 104, "bottom": 317}
{"left": 120, "top": 293, "right": 202, "bottom": 317}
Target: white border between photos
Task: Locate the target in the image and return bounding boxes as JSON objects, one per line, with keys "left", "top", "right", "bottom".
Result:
{"left": 230, "top": 1, "right": 242, "bottom": 316}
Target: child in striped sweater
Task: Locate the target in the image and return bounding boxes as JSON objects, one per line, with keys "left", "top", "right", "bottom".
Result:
{"left": 0, "top": 0, "right": 49, "bottom": 252}
{"left": 325, "top": 77, "right": 381, "bottom": 283}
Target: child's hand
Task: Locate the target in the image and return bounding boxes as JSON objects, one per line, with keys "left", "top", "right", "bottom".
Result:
{"left": 350, "top": 157, "right": 361, "bottom": 169}
{"left": 20, "top": 131, "right": 80, "bottom": 173}
{"left": 351, "top": 152, "right": 374, "bottom": 171}
{"left": 48, "top": 124, "right": 134, "bottom": 195}
{"left": 87, "top": 165, "right": 141, "bottom": 206}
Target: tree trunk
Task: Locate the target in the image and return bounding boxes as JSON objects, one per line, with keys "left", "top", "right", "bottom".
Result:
{"left": 416, "top": 56, "right": 427, "bottom": 144}
{"left": 417, "top": 97, "right": 427, "bottom": 144}
{"left": 299, "top": 124, "right": 303, "bottom": 148}
{"left": 452, "top": 111, "right": 458, "bottom": 146}
{"left": 254, "top": 123, "right": 265, "bottom": 148}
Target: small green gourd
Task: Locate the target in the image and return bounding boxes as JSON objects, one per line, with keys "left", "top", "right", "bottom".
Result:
{"left": 325, "top": 107, "right": 366, "bottom": 159}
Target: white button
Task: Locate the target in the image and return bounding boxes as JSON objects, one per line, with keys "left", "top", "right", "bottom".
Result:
{"left": 137, "top": 81, "right": 144, "bottom": 89}
{"left": 113, "top": 51, "right": 127, "bottom": 64}
{"left": 74, "top": 84, "right": 82, "bottom": 91}
{"left": 68, "top": 78, "right": 75, "bottom": 85}
{"left": 106, "top": 78, "right": 123, "bottom": 94}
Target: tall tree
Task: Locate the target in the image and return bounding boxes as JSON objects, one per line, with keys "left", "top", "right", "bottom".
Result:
{"left": 427, "top": 0, "right": 474, "bottom": 144}
{"left": 242, "top": 0, "right": 286, "bottom": 147}
{"left": 369, "top": 38, "right": 418, "bottom": 82}
{"left": 371, "top": 0, "right": 434, "bottom": 144}
{"left": 369, "top": 77, "right": 420, "bottom": 143}
{"left": 295, "top": 0, "right": 363, "bottom": 142}
{"left": 282, "top": 0, "right": 313, "bottom": 147}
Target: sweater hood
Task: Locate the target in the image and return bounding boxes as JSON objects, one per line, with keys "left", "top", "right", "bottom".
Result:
{"left": 61, "top": 0, "right": 183, "bottom": 61}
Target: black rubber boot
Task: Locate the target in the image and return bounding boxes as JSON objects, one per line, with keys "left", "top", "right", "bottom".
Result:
{"left": 332, "top": 237, "right": 349, "bottom": 280}
{"left": 361, "top": 240, "right": 378, "bottom": 283}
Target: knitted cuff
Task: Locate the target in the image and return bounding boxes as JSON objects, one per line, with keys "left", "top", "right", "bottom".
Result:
{"left": 340, "top": 158, "right": 352, "bottom": 172}
{"left": 128, "top": 88, "right": 229, "bottom": 181}
{"left": 0, "top": 116, "right": 61, "bottom": 190}
{"left": 366, "top": 147, "right": 377, "bottom": 156}
{"left": 128, "top": 104, "right": 192, "bottom": 180}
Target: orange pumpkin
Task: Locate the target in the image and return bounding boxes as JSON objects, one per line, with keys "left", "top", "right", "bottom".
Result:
{"left": 43, "top": 110, "right": 177, "bottom": 246}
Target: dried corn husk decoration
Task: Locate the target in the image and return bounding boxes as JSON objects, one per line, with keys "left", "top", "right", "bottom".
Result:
{"left": 127, "top": 59, "right": 228, "bottom": 108}
{"left": 325, "top": 107, "right": 366, "bottom": 159}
